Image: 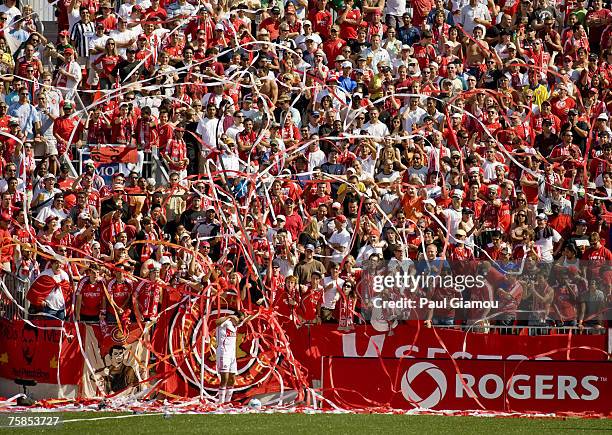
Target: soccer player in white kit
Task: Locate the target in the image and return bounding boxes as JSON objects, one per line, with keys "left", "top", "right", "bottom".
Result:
{"left": 215, "top": 311, "right": 257, "bottom": 404}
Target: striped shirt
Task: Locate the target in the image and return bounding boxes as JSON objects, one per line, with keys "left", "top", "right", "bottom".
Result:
{"left": 70, "top": 20, "right": 96, "bottom": 58}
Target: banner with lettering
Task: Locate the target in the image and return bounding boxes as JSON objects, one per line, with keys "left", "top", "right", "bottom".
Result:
{"left": 323, "top": 357, "right": 612, "bottom": 415}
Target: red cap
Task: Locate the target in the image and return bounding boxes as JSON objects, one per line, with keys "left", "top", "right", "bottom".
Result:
{"left": 335, "top": 214, "right": 347, "bottom": 223}
{"left": 138, "top": 34, "right": 147, "bottom": 41}
{"left": 64, "top": 47, "right": 75, "bottom": 56}
{"left": 59, "top": 30, "right": 69, "bottom": 36}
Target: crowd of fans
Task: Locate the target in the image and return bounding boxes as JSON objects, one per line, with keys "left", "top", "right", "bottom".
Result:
{"left": 0, "top": 0, "right": 610, "bottom": 335}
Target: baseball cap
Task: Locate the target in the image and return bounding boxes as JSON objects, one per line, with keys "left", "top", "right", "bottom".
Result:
{"left": 335, "top": 214, "right": 347, "bottom": 223}
{"left": 114, "top": 242, "right": 126, "bottom": 250}
{"left": 455, "top": 229, "right": 467, "bottom": 237}
{"left": 160, "top": 256, "right": 172, "bottom": 265}
{"left": 341, "top": 61, "right": 352, "bottom": 68}
{"left": 597, "top": 113, "right": 609, "bottom": 121}
{"left": 536, "top": 213, "right": 548, "bottom": 220}
{"left": 451, "top": 189, "right": 464, "bottom": 199}
{"left": 304, "top": 244, "right": 315, "bottom": 251}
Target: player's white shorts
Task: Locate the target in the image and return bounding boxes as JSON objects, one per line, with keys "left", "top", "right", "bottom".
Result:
{"left": 216, "top": 354, "right": 237, "bottom": 374}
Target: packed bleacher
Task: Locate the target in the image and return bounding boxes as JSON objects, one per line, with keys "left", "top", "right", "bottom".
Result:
{"left": 0, "top": 0, "right": 610, "bottom": 335}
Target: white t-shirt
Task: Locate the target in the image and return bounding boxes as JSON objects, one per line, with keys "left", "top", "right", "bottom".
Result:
{"left": 88, "top": 34, "right": 110, "bottom": 64}
{"left": 322, "top": 276, "right": 344, "bottom": 309}
{"left": 215, "top": 319, "right": 237, "bottom": 357}
{"left": 364, "top": 120, "right": 390, "bottom": 139}
{"left": 109, "top": 29, "right": 135, "bottom": 57}
{"left": 197, "top": 117, "right": 224, "bottom": 148}
{"left": 441, "top": 207, "right": 463, "bottom": 237}
{"left": 401, "top": 106, "right": 427, "bottom": 132}
{"left": 328, "top": 228, "right": 351, "bottom": 263}
{"left": 535, "top": 228, "right": 562, "bottom": 262}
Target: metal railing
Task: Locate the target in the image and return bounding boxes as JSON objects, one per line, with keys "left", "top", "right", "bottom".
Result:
{"left": 433, "top": 323, "right": 608, "bottom": 336}
{"left": 0, "top": 272, "right": 29, "bottom": 320}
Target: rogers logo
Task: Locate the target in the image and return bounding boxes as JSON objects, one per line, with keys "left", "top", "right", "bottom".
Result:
{"left": 401, "top": 362, "right": 447, "bottom": 409}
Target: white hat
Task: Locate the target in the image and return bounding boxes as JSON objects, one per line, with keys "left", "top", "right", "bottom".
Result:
{"left": 423, "top": 198, "right": 436, "bottom": 206}
{"left": 215, "top": 23, "right": 224, "bottom": 30}
{"left": 113, "top": 242, "right": 125, "bottom": 250}
{"left": 303, "top": 19, "right": 312, "bottom": 26}
{"left": 597, "top": 113, "right": 609, "bottom": 121}
{"left": 276, "top": 214, "right": 287, "bottom": 221}
{"left": 455, "top": 229, "right": 467, "bottom": 237}
{"left": 160, "top": 256, "right": 172, "bottom": 265}
{"left": 451, "top": 189, "right": 464, "bottom": 199}
{"left": 536, "top": 213, "right": 548, "bottom": 220}
{"left": 341, "top": 61, "right": 352, "bottom": 68}
{"left": 452, "top": 112, "right": 463, "bottom": 118}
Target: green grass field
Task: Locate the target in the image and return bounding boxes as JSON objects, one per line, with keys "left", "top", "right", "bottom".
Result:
{"left": 0, "top": 412, "right": 610, "bottom": 435}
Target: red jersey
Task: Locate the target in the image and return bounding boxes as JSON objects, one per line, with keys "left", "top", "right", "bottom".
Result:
{"left": 309, "top": 9, "right": 333, "bottom": 39}
{"left": 134, "top": 281, "right": 162, "bottom": 319}
{"left": 299, "top": 286, "right": 323, "bottom": 322}
{"left": 77, "top": 277, "right": 105, "bottom": 317}
{"left": 107, "top": 278, "right": 133, "bottom": 311}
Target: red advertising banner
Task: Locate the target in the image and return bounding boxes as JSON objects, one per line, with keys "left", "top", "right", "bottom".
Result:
{"left": 288, "top": 324, "right": 609, "bottom": 379}
{"left": 323, "top": 357, "right": 612, "bottom": 415}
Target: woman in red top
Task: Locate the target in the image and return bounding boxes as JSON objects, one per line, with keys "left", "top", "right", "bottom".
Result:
{"left": 93, "top": 39, "right": 120, "bottom": 90}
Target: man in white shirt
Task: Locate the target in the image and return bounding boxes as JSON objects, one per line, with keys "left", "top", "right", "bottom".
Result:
{"left": 327, "top": 215, "right": 351, "bottom": 264}
{"left": 459, "top": 0, "right": 491, "bottom": 35}
{"left": 35, "top": 194, "right": 68, "bottom": 226}
{"left": 225, "top": 110, "right": 245, "bottom": 142}
{"left": 360, "top": 34, "right": 391, "bottom": 74}
{"left": 321, "top": 262, "right": 344, "bottom": 318}
{"left": 295, "top": 20, "right": 322, "bottom": 51}
{"left": 197, "top": 104, "right": 224, "bottom": 150}
{"left": 440, "top": 190, "right": 465, "bottom": 237}
{"left": 401, "top": 96, "right": 427, "bottom": 132}
{"left": 87, "top": 22, "right": 110, "bottom": 86}
{"left": 109, "top": 17, "right": 137, "bottom": 57}
{"left": 364, "top": 107, "right": 390, "bottom": 142}
{"left": 306, "top": 138, "right": 326, "bottom": 171}
{"left": 534, "top": 213, "right": 562, "bottom": 262}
